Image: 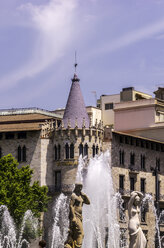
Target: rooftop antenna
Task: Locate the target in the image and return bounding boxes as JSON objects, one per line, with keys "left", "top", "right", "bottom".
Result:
{"left": 74, "top": 51, "right": 78, "bottom": 73}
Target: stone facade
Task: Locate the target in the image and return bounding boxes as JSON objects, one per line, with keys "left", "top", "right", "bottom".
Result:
{"left": 111, "top": 131, "right": 164, "bottom": 247}
{"left": 0, "top": 84, "right": 164, "bottom": 248}
{"left": 0, "top": 130, "right": 42, "bottom": 184}
{"left": 51, "top": 122, "right": 103, "bottom": 191}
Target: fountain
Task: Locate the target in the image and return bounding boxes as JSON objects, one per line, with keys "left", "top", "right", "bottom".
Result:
{"left": 82, "top": 151, "right": 119, "bottom": 248}
{"left": 50, "top": 150, "right": 163, "bottom": 248}
{"left": 51, "top": 194, "right": 69, "bottom": 248}
{"left": 51, "top": 151, "right": 120, "bottom": 248}
{"left": 0, "top": 205, "right": 38, "bottom": 248}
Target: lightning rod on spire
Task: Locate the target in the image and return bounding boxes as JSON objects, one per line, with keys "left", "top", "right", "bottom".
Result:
{"left": 74, "top": 51, "right": 78, "bottom": 73}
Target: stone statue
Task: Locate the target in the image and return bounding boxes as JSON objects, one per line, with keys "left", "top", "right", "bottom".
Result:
{"left": 64, "top": 183, "right": 90, "bottom": 248}
{"left": 128, "top": 191, "right": 147, "bottom": 248}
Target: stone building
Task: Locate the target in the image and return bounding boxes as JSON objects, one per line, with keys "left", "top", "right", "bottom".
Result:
{"left": 111, "top": 131, "right": 164, "bottom": 247}
{"left": 0, "top": 67, "right": 163, "bottom": 247}
{"left": 48, "top": 73, "right": 103, "bottom": 193}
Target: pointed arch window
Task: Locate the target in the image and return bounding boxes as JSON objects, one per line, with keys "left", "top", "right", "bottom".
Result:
{"left": 18, "top": 146, "right": 22, "bottom": 162}
{"left": 22, "top": 146, "right": 26, "bottom": 162}
{"left": 58, "top": 144, "right": 61, "bottom": 160}
{"left": 92, "top": 145, "right": 95, "bottom": 157}
{"left": 96, "top": 145, "right": 99, "bottom": 155}
{"left": 79, "top": 144, "right": 83, "bottom": 156}
{"left": 84, "top": 144, "right": 88, "bottom": 157}
{"left": 70, "top": 143, "right": 74, "bottom": 159}
{"left": 65, "top": 143, "right": 69, "bottom": 159}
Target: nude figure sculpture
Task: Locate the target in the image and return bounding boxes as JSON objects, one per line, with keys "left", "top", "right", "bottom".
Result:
{"left": 64, "top": 183, "right": 90, "bottom": 248}
{"left": 128, "top": 191, "right": 147, "bottom": 248}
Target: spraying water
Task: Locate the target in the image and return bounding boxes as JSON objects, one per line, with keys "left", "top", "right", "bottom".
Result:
{"left": 0, "top": 206, "right": 38, "bottom": 248}
{"left": 82, "top": 151, "right": 120, "bottom": 248}
{"left": 51, "top": 194, "right": 69, "bottom": 248}
{"left": 51, "top": 151, "right": 120, "bottom": 248}
{"left": 142, "top": 194, "right": 161, "bottom": 248}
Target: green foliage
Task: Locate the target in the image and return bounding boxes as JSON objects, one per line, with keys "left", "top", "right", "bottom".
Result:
{"left": 0, "top": 154, "right": 50, "bottom": 225}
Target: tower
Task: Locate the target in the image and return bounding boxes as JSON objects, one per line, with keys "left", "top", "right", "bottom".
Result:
{"left": 51, "top": 71, "right": 103, "bottom": 192}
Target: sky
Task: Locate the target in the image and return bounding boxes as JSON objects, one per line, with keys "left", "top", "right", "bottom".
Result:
{"left": 0, "top": 0, "right": 164, "bottom": 110}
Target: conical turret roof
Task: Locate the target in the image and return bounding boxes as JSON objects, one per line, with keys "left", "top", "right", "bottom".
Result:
{"left": 63, "top": 73, "right": 90, "bottom": 128}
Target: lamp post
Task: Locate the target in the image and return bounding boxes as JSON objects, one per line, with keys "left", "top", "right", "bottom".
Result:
{"left": 151, "top": 165, "right": 160, "bottom": 248}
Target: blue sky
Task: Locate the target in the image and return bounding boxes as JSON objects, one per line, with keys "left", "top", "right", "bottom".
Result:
{"left": 0, "top": 0, "right": 164, "bottom": 110}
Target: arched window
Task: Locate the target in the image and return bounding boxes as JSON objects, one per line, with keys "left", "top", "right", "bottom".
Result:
{"left": 58, "top": 144, "right": 61, "bottom": 160}
{"left": 65, "top": 143, "right": 69, "bottom": 159}
{"left": 22, "top": 146, "right": 26, "bottom": 162}
{"left": 79, "top": 144, "right": 83, "bottom": 156}
{"left": 84, "top": 144, "right": 88, "bottom": 156}
{"left": 70, "top": 143, "right": 74, "bottom": 159}
{"left": 54, "top": 145, "right": 57, "bottom": 160}
{"left": 96, "top": 145, "right": 99, "bottom": 155}
{"left": 92, "top": 145, "right": 95, "bottom": 157}
{"left": 18, "top": 146, "right": 22, "bottom": 162}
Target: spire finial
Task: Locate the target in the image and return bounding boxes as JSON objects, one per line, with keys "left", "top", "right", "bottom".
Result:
{"left": 74, "top": 51, "right": 78, "bottom": 73}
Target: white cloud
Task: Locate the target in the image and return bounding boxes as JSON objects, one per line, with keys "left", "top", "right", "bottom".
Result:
{"left": 0, "top": 0, "right": 77, "bottom": 91}
{"left": 91, "top": 18, "right": 164, "bottom": 56}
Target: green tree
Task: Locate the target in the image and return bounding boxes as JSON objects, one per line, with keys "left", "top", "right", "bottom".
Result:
{"left": 0, "top": 154, "right": 50, "bottom": 225}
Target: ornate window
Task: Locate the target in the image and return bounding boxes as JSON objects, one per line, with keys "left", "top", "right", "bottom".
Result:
{"left": 18, "top": 146, "right": 22, "bottom": 162}
{"left": 79, "top": 144, "right": 83, "bottom": 156}
{"left": 84, "top": 144, "right": 88, "bottom": 157}
{"left": 92, "top": 145, "right": 95, "bottom": 157}
{"left": 96, "top": 145, "right": 99, "bottom": 155}
{"left": 18, "top": 146, "right": 27, "bottom": 162}
{"left": 70, "top": 143, "right": 74, "bottom": 159}
{"left": 22, "top": 146, "right": 26, "bottom": 162}
{"left": 55, "top": 170, "right": 61, "bottom": 191}
{"left": 65, "top": 143, "right": 69, "bottom": 159}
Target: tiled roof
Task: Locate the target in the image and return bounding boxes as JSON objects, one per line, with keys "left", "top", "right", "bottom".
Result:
{"left": 0, "top": 113, "right": 54, "bottom": 123}
{"left": 0, "top": 108, "right": 62, "bottom": 132}
{"left": 63, "top": 74, "right": 90, "bottom": 128}
{"left": 0, "top": 123, "right": 42, "bottom": 132}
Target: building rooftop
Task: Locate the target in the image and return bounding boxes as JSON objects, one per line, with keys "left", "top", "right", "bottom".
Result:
{"left": 0, "top": 108, "right": 61, "bottom": 132}
{"left": 63, "top": 74, "right": 90, "bottom": 128}
{"left": 0, "top": 107, "right": 62, "bottom": 118}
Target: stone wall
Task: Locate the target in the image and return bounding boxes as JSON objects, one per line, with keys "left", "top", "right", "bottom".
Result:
{"left": 0, "top": 130, "right": 42, "bottom": 184}
{"left": 111, "top": 132, "right": 164, "bottom": 247}
{"left": 52, "top": 128, "right": 103, "bottom": 190}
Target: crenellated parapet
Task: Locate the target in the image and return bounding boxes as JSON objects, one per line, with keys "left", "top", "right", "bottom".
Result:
{"left": 41, "top": 119, "right": 54, "bottom": 138}
{"left": 53, "top": 117, "right": 104, "bottom": 142}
